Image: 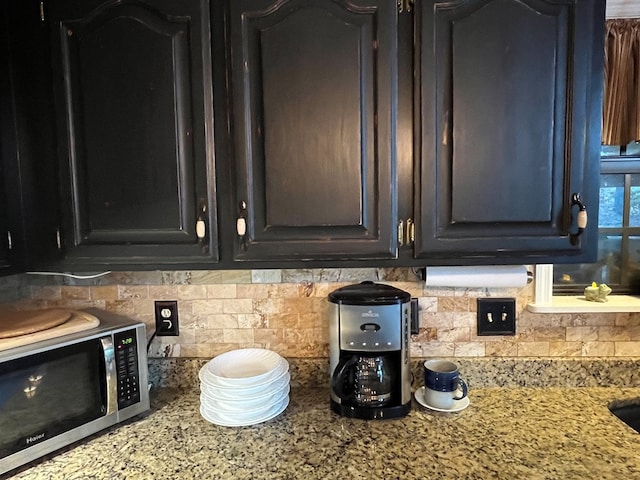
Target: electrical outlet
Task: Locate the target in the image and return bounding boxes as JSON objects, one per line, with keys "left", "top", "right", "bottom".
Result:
{"left": 154, "top": 300, "right": 179, "bottom": 336}
{"left": 477, "top": 298, "right": 516, "bottom": 336}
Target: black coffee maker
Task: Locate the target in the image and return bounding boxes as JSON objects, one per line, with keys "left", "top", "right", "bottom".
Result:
{"left": 329, "top": 281, "right": 412, "bottom": 419}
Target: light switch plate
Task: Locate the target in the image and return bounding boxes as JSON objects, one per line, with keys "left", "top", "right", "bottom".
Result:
{"left": 477, "top": 298, "right": 516, "bottom": 336}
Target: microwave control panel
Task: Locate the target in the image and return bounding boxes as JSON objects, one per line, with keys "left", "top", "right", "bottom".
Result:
{"left": 114, "top": 329, "right": 141, "bottom": 409}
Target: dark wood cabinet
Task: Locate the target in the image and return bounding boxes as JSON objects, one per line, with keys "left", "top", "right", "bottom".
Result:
{"left": 47, "top": 0, "right": 218, "bottom": 268}
{"left": 221, "top": 0, "right": 398, "bottom": 262}
{"left": 413, "top": 0, "right": 605, "bottom": 263}
{"left": 0, "top": 0, "right": 60, "bottom": 275}
{"left": 1, "top": 0, "right": 606, "bottom": 271}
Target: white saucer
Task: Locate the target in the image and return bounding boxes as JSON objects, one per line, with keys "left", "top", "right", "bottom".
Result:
{"left": 414, "top": 386, "right": 470, "bottom": 413}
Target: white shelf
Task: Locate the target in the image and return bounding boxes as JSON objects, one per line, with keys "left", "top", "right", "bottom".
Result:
{"left": 527, "top": 295, "right": 640, "bottom": 313}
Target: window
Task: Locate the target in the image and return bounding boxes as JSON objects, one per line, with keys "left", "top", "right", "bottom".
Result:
{"left": 554, "top": 143, "right": 640, "bottom": 295}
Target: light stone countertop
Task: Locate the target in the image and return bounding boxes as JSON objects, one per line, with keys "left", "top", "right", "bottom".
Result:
{"left": 4, "top": 386, "right": 640, "bottom": 480}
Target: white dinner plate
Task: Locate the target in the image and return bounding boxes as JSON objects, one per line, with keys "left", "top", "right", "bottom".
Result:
{"left": 414, "top": 386, "right": 470, "bottom": 413}
{"left": 200, "top": 395, "right": 290, "bottom": 427}
{"left": 200, "top": 350, "right": 289, "bottom": 387}
{"left": 200, "top": 370, "right": 290, "bottom": 400}
{"left": 201, "top": 383, "right": 290, "bottom": 414}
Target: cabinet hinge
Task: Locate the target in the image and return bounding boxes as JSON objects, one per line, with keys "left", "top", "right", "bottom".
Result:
{"left": 39, "top": 1, "right": 45, "bottom": 22}
{"left": 397, "top": 0, "right": 414, "bottom": 13}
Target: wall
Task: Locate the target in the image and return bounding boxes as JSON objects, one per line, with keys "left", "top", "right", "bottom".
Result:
{"left": 1, "top": 268, "right": 639, "bottom": 359}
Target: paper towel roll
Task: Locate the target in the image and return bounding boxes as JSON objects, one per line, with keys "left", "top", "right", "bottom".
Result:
{"left": 424, "top": 265, "right": 530, "bottom": 288}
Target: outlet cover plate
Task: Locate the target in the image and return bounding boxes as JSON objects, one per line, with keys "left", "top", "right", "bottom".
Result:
{"left": 155, "top": 300, "right": 179, "bottom": 336}
{"left": 477, "top": 298, "right": 516, "bottom": 336}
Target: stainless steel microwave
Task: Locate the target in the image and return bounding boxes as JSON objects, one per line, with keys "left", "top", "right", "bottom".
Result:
{"left": 0, "top": 309, "right": 150, "bottom": 475}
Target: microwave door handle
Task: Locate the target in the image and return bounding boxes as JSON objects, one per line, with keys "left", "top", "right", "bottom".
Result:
{"left": 100, "top": 336, "right": 118, "bottom": 415}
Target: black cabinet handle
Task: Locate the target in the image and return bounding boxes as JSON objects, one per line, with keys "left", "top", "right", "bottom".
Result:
{"left": 569, "top": 193, "right": 587, "bottom": 245}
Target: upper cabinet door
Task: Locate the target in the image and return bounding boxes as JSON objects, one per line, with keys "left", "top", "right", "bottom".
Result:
{"left": 415, "top": 0, "right": 605, "bottom": 263}
{"left": 225, "top": 0, "right": 398, "bottom": 262}
{"left": 48, "top": 0, "right": 217, "bottom": 266}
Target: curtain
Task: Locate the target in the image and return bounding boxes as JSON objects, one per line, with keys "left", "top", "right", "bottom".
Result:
{"left": 602, "top": 19, "right": 640, "bottom": 145}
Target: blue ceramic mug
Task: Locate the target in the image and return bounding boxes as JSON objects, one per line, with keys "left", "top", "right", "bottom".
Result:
{"left": 423, "top": 360, "right": 468, "bottom": 409}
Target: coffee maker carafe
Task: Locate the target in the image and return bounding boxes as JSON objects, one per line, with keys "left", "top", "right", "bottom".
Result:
{"left": 329, "top": 281, "right": 412, "bottom": 419}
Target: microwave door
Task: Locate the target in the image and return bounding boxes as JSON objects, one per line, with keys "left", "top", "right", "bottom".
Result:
{"left": 0, "top": 338, "right": 111, "bottom": 464}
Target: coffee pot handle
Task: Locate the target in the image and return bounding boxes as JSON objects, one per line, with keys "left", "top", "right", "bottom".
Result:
{"left": 331, "top": 356, "right": 359, "bottom": 402}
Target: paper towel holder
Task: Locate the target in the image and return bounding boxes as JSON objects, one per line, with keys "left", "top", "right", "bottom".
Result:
{"left": 421, "top": 265, "right": 533, "bottom": 288}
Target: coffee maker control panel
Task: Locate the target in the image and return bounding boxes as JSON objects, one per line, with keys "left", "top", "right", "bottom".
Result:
{"left": 339, "top": 304, "right": 403, "bottom": 352}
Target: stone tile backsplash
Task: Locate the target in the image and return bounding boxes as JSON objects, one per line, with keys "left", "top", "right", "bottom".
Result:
{"left": 2, "top": 268, "right": 640, "bottom": 359}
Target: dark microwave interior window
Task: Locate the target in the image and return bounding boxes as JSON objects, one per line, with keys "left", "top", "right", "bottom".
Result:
{"left": 0, "top": 341, "right": 105, "bottom": 458}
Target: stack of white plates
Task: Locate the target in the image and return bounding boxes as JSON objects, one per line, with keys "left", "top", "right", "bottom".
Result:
{"left": 199, "top": 348, "right": 290, "bottom": 427}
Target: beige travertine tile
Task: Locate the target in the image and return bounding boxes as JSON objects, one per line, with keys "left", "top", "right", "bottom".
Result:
{"left": 268, "top": 313, "right": 299, "bottom": 329}
{"left": 223, "top": 328, "right": 254, "bottom": 343}
{"left": 418, "top": 297, "right": 438, "bottom": 313}
{"left": 517, "top": 342, "right": 550, "bottom": 356}
{"left": 177, "top": 285, "right": 207, "bottom": 300}
{"left": 533, "top": 327, "right": 566, "bottom": 342}
{"left": 485, "top": 341, "right": 518, "bottom": 357}
{"left": 206, "top": 314, "right": 239, "bottom": 329}
{"left": 614, "top": 342, "right": 640, "bottom": 356}
{"left": 90, "top": 285, "right": 119, "bottom": 300}
{"left": 104, "top": 300, "right": 137, "bottom": 315}
{"left": 235, "top": 284, "right": 271, "bottom": 299}
{"left": 191, "top": 299, "right": 224, "bottom": 315}
{"left": 30, "top": 286, "right": 61, "bottom": 300}
{"left": 284, "top": 327, "right": 326, "bottom": 344}
{"left": 117, "top": 285, "right": 149, "bottom": 299}
{"left": 627, "top": 325, "right": 640, "bottom": 340}
{"left": 253, "top": 298, "right": 283, "bottom": 315}
{"left": 597, "top": 326, "right": 631, "bottom": 341}
{"left": 454, "top": 342, "right": 485, "bottom": 356}
{"left": 566, "top": 326, "right": 598, "bottom": 342}
{"left": 549, "top": 341, "right": 582, "bottom": 357}
{"left": 194, "top": 329, "right": 223, "bottom": 344}
{"left": 421, "top": 312, "right": 456, "bottom": 329}
{"left": 179, "top": 312, "right": 208, "bottom": 330}
{"left": 420, "top": 341, "right": 455, "bottom": 357}
{"left": 438, "top": 296, "right": 471, "bottom": 312}
{"left": 61, "top": 287, "right": 92, "bottom": 300}
{"left": 222, "top": 298, "right": 254, "bottom": 314}
{"left": 237, "top": 313, "right": 267, "bottom": 328}
{"left": 437, "top": 327, "right": 471, "bottom": 343}
{"left": 253, "top": 328, "right": 284, "bottom": 343}
{"left": 582, "top": 341, "right": 614, "bottom": 356}
{"left": 571, "top": 313, "right": 616, "bottom": 326}
{"left": 412, "top": 327, "right": 437, "bottom": 343}
{"left": 147, "top": 285, "right": 178, "bottom": 300}
{"left": 299, "top": 312, "right": 323, "bottom": 329}
{"left": 452, "top": 312, "right": 476, "bottom": 328}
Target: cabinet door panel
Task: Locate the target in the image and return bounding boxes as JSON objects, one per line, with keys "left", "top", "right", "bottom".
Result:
{"left": 50, "top": 0, "right": 217, "bottom": 264}
{"left": 416, "top": 0, "right": 604, "bottom": 261}
{"left": 228, "top": 0, "right": 397, "bottom": 261}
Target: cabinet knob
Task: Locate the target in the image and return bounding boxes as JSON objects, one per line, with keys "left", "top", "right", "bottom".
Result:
{"left": 196, "top": 202, "right": 207, "bottom": 241}
{"left": 237, "top": 217, "right": 247, "bottom": 236}
{"left": 196, "top": 220, "right": 206, "bottom": 239}
{"left": 569, "top": 193, "right": 587, "bottom": 245}
{"left": 237, "top": 200, "right": 247, "bottom": 237}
